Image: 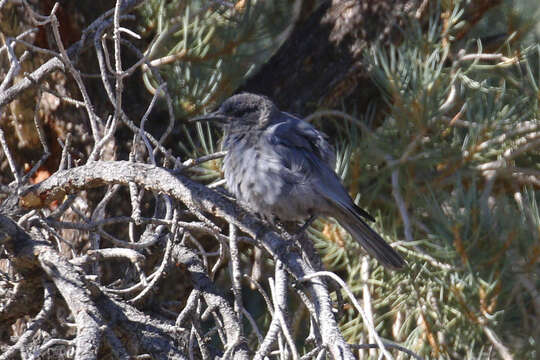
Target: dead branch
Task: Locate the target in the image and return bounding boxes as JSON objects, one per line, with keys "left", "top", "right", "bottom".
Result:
{"left": 21, "top": 160, "right": 356, "bottom": 358}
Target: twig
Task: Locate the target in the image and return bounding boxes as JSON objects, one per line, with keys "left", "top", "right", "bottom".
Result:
{"left": 242, "top": 306, "right": 264, "bottom": 345}
{"left": 35, "top": 218, "right": 75, "bottom": 250}
{"left": 388, "top": 157, "right": 413, "bottom": 243}
{"left": 50, "top": 8, "right": 102, "bottom": 142}
{"left": 181, "top": 151, "right": 227, "bottom": 168}
{"left": 458, "top": 52, "right": 514, "bottom": 64}
{"left": 39, "top": 244, "right": 105, "bottom": 360}
{"left": 228, "top": 223, "right": 244, "bottom": 324}
{"left": 298, "top": 271, "right": 393, "bottom": 360}
{"left": 117, "top": 38, "right": 175, "bottom": 145}
{"left": 243, "top": 274, "right": 273, "bottom": 315}
{"left": 176, "top": 289, "right": 201, "bottom": 327}
{"left": 210, "top": 241, "right": 225, "bottom": 279}
{"left": 476, "top": 125, "right": 540, "bottom": 152}
{"left": 361, "top": 257, "right": 376, "bottom": 358}
{"left": 192, "top": 318, "right": 211, "bottom": 360}
{"left": 58, "top": 134, "right": 72, "bottom": 171}
{"left": 481, "top": 325, "right": 513, "bottom": 360}
{"left": 93, "top": 22, "right": 176, "bottom": 162}
{"left": 504, "top": 134, "right": 540, "bottom": 161}
{"left": 21, "top": 87, "right": 51, "bottom": 184}
{"left": 103, "top": 271, "right": 157, "bottom": 295}
{"left": 32, "top": 339, "right": 74, "bottom": 359}
{"left": 88, "top": 112, "right": 119, "bottom": 161}
{"left": 0, "top": 28, "right": 37, "bottom": 55}
{"left": 70, "top": 247, "right": 144, "bottom": 267}
{"left": 171, "top": 244, "right": 249, "bottom": 359}
{"left": 96, "top": 294, "right": 186, "bottom": 357}
{"left": 0, "top": 127, "right": 22, "bottom": 186}
{"left": 136, "top": 83, "right": 167, "bottom": 165}
{"left": 127, "top": 164, "right": 142, "bottom": 229}
{"left": 438, "top": 83, "right": 456, "bottom": 114}
{"left": 0, "top": 37, "right": 21, "bottom": 92}
{"left": 0, "top": 55, "right": 64, "bottom": 108}
{"left": 130, "top": 213, "right": 179, "bottom": 304}
{"left": 349, "top": 342, "right": 424, "bottom": 360}
{"left": 270, "top": 262, "right": 298, "bottom": 360}
{"left": 0, "top": 281, "right": 55, "bottom": 360}
{"left": 253, "top": 266, "right": 286, "bottom": 360}
{"left": 186, "top": 232, "right": 210, "bottom": 269}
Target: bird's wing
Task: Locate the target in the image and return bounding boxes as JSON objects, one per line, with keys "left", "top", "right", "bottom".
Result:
{"left": 265, "top": 117, "right": 375, "bottom": 223}
{"left": 269, "top": 114, "right": 336, "bottom": 169}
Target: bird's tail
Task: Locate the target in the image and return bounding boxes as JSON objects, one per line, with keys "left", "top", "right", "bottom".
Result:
{"left": 336, "top": 206, "right": 405, "bottom": 270}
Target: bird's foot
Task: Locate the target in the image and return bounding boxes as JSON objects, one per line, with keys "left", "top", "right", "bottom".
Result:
{"left": 280, "top": 216, "right": 317, "bottom": 243}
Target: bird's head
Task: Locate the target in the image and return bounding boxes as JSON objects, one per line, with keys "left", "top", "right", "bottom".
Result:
{"left": 191, "top": 93, "right": 278, "bottom": 130}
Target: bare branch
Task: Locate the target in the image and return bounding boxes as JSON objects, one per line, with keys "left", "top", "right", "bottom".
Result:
{"left": 0, "top": 0, "right": 145, "bottom": 109}
{"left": 0, "top": 127, "right": 22, "bottom": 186}
{"left": 38, "top": 244, "right": 105, "bottom": 360}
{"left": 270, "top": 262, "right": 298, "bottom": 360}
{"left": 228, "top": 223, "right": 244, "bottom": 324}
{"left": 0, "top": 281, "right": 55, "bottom": 360}
{"left": 171, "top": 243, "right": 249, "bottom": 359}
{"left": 21, "top": 160, "right": 356, "bottom": 358}
{"left": 298, "top": 271, "right": 392, "bottom": 360}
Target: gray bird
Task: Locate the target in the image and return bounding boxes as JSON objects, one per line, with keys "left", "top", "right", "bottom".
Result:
{"left": 193, "top": 93, "right": 405, "bottom": 270}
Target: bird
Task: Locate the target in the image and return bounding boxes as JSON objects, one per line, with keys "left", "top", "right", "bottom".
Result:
{"left": 192, "top": 93, "right": 405, "bottom": 270}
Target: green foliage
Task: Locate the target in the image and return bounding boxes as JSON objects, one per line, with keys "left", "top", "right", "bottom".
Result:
{"left": 139, "top": 0, "right": 292, "bottom": 117}
{"left": 331, "top": 3, "right": 540, "bottom": 358}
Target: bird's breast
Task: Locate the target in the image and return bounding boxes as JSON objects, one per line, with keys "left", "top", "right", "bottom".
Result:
{"left": 222, "top": 139, "right": 318, "bottom": 222}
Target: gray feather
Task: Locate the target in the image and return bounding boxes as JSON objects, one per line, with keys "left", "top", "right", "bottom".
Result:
{"left": 213, "top": 93, "right": 405, "bottom": 270}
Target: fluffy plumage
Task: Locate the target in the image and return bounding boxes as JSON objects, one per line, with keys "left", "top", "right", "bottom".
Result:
{"left": 199, "top": 93, "right": 405, "bottom": 270}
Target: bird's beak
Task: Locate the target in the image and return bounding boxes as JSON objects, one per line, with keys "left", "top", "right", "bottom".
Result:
{"left": 189, "top": 111, "right": 229, "bottom": 123}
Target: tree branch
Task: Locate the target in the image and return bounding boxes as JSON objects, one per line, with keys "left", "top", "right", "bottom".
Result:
{"left": 21, "top": 160, "right": 356, "bottom": 359}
